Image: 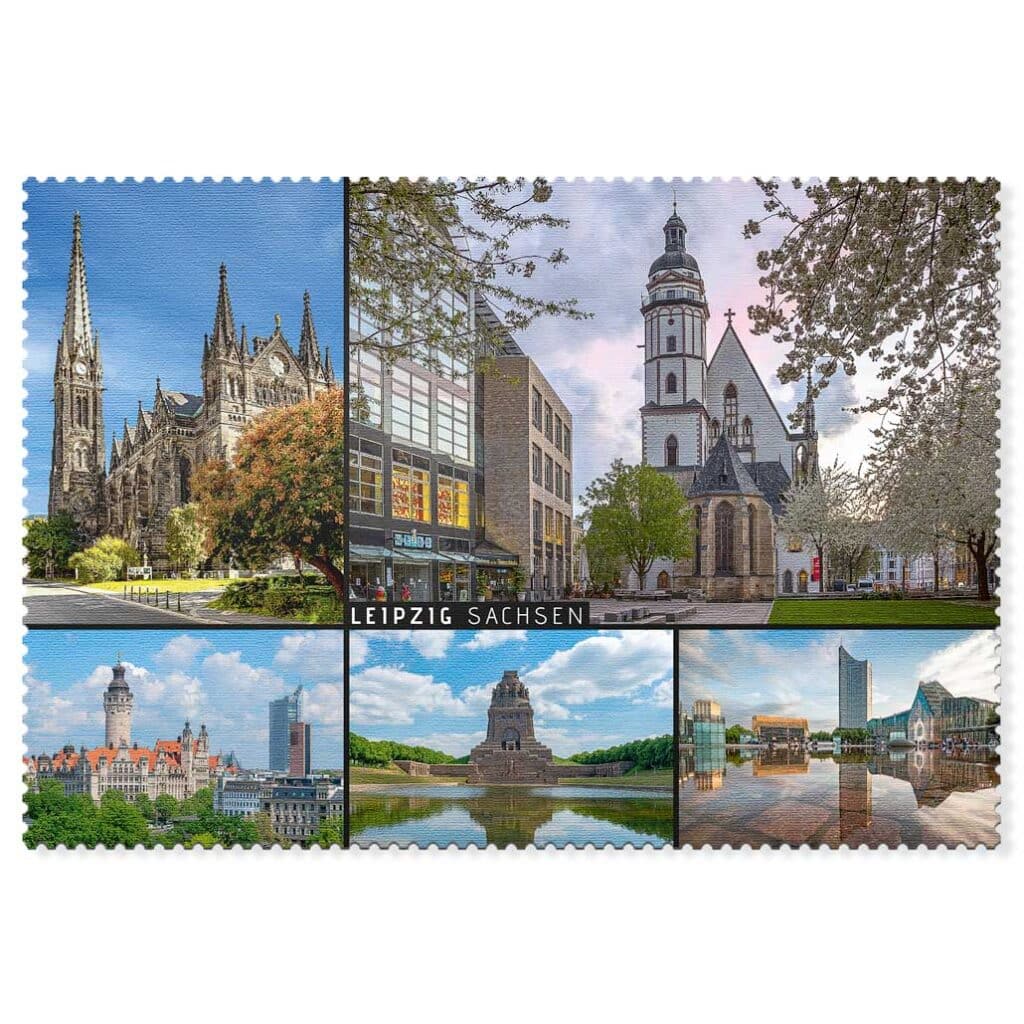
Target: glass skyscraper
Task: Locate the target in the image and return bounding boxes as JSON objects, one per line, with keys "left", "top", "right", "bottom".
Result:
{"left": 838, "top": 645, "right": 873, "bottom": 730}
{"left": 269, "top": 686, "right": 303, "bottom": 772}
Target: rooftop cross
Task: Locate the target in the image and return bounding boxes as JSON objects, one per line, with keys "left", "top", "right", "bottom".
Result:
{"left": 725, "top": 308, "right": 735, "bottom": 325}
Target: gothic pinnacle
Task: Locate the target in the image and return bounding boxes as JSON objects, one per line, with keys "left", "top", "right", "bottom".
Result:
{"left": 299, "top": 289, "right": 322, "bottom": 369}
{"left": 61, "top": 211, "right": 95, "bottom": 357}
{"left": 211, "top": 262, "right": 237, "bottom": 350}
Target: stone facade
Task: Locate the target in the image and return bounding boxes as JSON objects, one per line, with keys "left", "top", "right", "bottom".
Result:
{"left": 637, "top": 206, "right": 819, "bottom": 599}
{"left": 482, "top": 356, "right": 574, "bottom": 595}
{"left": 26, "top": 660, "right": 226, "bottom": 803}
{"left": 48, "top": 215, "right": 335, "bottom": 568}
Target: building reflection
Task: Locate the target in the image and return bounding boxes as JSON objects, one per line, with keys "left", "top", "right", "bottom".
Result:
{"left": 751, "top": 749, "right": 809, "bottom": 776}
{"left": 867, "top": 748, "right": 998, "bottom": 808}
{"left": 839, "top": 759, "right": 872, "bottom": 839}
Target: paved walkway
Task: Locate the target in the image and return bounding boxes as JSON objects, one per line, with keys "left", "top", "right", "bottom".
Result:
{"left": 586, "top": 598, "right": 772, "bottom": 626}
{"left": 23, "top": 581, "right": 296, "bottom": 627}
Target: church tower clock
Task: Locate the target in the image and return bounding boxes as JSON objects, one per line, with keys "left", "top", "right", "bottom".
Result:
{"left": 640, "top": 203, "right": 710, "bottom": 472}
{"left": 49, "top": 213, "right": 106, "bottom": 535}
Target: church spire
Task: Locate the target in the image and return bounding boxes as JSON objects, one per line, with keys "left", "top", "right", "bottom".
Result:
{"left": 210, "top": 263, "right": 237, "bottom": 350}
{"left": 61, "top": 212, "right": 94, "bottom": 358}
{"left": 804, "top": 366, "right": 817, "bottom": 437}
{"left": 298, "top": 290, "right": 322, "bottom": 371}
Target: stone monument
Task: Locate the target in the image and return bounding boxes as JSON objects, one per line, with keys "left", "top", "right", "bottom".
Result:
{"left": 466, "top": 670, "right": 558, "bottom": 784}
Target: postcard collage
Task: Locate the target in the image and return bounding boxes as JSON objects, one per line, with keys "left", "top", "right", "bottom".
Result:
{"left": 21, "top": 178, "right": 1000, "bottom": 849}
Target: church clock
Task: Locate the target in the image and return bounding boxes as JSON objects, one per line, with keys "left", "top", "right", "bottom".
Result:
{"left": 269, "top": 353, "right": 287, "bottom": 377}
{"left": 74, "top": 359, "right": 88, "bottom": 377}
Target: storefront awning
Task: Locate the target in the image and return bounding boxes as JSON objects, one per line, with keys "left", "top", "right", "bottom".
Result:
{"left": 349, "top": 545, "right": 392, "bottom": 561}
{"left": 472, "top": 541, "right": 520, "bottom": 567}
{"left": 390, "top": 547, "right": 445, "bottom": 562}
{"left": 439, "top": 551, "right": 474, "bottom": 563}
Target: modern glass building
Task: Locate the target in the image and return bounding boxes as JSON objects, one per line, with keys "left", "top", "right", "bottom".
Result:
{"left": 838, "top": 644, "right": 873, "bottom": 730}
{"left": 269, "top": 686, "right": 303, "bottom": 772}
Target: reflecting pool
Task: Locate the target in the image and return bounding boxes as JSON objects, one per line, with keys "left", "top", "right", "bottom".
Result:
{"left": 679, "top": 748, "right": 998, "bottom": 847}
{"left": 350, "top": 784, "right": 673, "bottom": 848}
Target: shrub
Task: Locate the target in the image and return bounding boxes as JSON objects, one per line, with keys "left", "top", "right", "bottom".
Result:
{"left": 68, "top": 536, "right": 140, "bottom": 583}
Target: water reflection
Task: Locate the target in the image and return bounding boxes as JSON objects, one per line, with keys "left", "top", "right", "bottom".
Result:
{"left": 350, "top": 784, "right": 673, "bottom": 848}
{"left": 679, "top": 747, "right": 998, "bottom": 847}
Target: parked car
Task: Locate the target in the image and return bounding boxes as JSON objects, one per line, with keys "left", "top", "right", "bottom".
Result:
{"left": 856, "top": 578, "right": 875, "bottom": 592}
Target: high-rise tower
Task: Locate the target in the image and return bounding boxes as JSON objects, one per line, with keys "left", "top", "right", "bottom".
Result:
{"left": 103, "top": 658, "right": 134, "bottom": 748}
{"left": 838, "top": 644, "right": 873, "bottom": 730}
{"left": 640, "top": 204, "right": 711, "bottom": 473}
{"left": 49, "top": 213, "right": 106, "bottom": 533}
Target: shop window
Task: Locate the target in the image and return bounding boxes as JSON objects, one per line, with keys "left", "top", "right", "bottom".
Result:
{"left": 391, "top": 450, "right": 431, "bottom": 523}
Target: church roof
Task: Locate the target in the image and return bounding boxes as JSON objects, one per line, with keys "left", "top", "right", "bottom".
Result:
{"left": 689, "top": 433, "right": 762, "bottom": 498}
{"left": 916, "top": 681, "right": 954, "bottom": 714}
{"left": 160, "top": 391, "right": 204, "bottom": 418}
{"left": 60, "top": 213, "right": 95, "bottom": 357}
{"left": 747, "top": 461, "right": 792, "bottom": 517}
{"left": 649, "top": 249, "right": 700, "bottom": 276}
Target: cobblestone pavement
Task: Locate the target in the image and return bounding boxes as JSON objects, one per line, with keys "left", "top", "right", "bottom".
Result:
{"left": 586, "top": 598, "right": 772, "bottom": 626}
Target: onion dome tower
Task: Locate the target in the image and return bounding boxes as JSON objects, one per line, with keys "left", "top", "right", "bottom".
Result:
{"left": 640, "top": 202, "right": 712, "bottom": 472}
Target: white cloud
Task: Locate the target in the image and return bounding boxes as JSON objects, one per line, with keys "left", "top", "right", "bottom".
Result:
{"left": 154, "top": 634, "right": 212, "bottom": 670}
{"left": 915, "top": 632, "right": 999, "bottom": 702}
{"left": 522, "top": 630, "right": 673, "bottom": 717}
{"left": 274, "top": 631, "right": 343, "bottom": 679}
{"left": 349, "top": 665, "right": 471, "bottom": 727}
{"left": 462, "top": 630, "right": 528, "bottom": 651}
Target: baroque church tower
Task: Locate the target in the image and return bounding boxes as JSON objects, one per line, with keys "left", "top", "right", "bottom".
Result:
{"left": 49, "top": 213, "right": 106, "bottom": 534}
{"left": 640, "top": 204, "right": 711, "bottom": 473}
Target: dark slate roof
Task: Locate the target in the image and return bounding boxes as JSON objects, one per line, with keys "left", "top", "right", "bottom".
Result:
{"left": 649, "top": 249, "right": 700, "bottom": 276}
{"left": 688, "top": 433, "right": 762, "bottom": 498}
{"left": 747, "top": 461, "right": 792, "bottom": 516}
{"left": 161, "top": 391, "right": 204, "bottom": 418}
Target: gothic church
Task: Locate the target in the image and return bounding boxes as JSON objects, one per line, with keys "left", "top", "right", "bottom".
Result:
{"left": 638, "top": 206, "right": 818, "bottom": 600}
{"left": 48, "top": 214, "right": 336, "bottom": 567}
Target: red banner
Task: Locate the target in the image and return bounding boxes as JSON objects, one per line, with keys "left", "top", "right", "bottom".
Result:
{"left": 811, "top": 556, "right": 821, "bottom": 582}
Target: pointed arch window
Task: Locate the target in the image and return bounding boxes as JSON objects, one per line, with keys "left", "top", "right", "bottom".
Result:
{"left": 742, "top": 416, "right": 753, "bottom": 446}
{"left": 714, "top": 502, "right": 735, "bottom": 574}
{"left": 665, "top": 372, "right": 677, "bottom": 395}
{"left": 665, "top": 434, "right": 678, "bottom": 467}
{"left": 710, "top": 419, "right": 720, "bottom": 442}
{"left": 748, "top": 505, "right": 757, "bottom": 572}
{"left": 798, "top": 569, "right": 809, "bottom": 594}
{"left": 782, "top": 569, "right": 793, "bottom": 593}
{"left": 694, "top": 507, "right": 702, "bottom": 575}
{"left": 724, "top": 383, "right": 738, "bottom": 441}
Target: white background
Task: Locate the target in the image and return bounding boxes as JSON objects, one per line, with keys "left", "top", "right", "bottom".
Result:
{"left": 0, "top": 2, "right": 1018, "bottom": 1021}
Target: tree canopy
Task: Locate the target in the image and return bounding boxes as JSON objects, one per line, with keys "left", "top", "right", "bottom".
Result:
{"left": 165, "top": 504, "right": 206, "bottom": 577}
{"left": 193, "top": 390, "right": 344, "bottom": 598}
{"left": 583, "top": 461, "right": 692, "bottom": 590}
{"left": 67, "top": 536, "right": 140, "bottom": 583}
{"left": 745, "top": 177, "right": 999, "bottom": 420}
{"left": 23, "top": 512, "right": 85, "bottom": 578}
{"left": 349, "top": 177, "right": 589, "bottom": 373}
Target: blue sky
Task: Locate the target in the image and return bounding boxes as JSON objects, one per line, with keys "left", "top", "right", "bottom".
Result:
{"left": 23, "top": 179, "right": 344, "bottom": 514}
{"left": 24, "top": 630, "right": 343, "bottom": 769}
{"left": 464, "top": 179, "right": 878, "bottom": 501}
{"left": 679, "top": 629, "right": 999, "bottom": 732}
{"left": 350, "top": 629, "right": 673, "bottom": 757}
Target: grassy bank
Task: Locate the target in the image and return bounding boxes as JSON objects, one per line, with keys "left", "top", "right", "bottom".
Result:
{"left": 83, "top": 578, "right": 232, "bottom": 593}
{"left": 349, "top": 765, "right": 465, "bottom": 786}
{"left": 768, "top": 598, "right": 998, "bottom": 626}
{"left": 557, "top": 768, "right": 674, "bottom": 788}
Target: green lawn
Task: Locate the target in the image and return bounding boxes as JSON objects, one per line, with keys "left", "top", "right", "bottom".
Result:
{"left": 349, "top": 765, "right": 465, "bottom": 786}
{"left": 558, "top": 768, "right": 674, "bottom": 788}
{"left": 768, "top": 598, "right": 999, "bottom": 626}
{"left": 83, "top": 578, "right": 233, "bottom": 593}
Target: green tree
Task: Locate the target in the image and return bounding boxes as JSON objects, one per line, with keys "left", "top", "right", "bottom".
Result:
{"left": 154, "top": 793, "right": 178, "bottom": 824}
{"left": 310, "top": 815, "right": 345, "bottom": 848}
{"left": 252, "top": 811, "right": 280, "bottom": 848}
{"left": 165, "top": 503, "right": 206, "bottom": 577}
{"left": 23, "top": 512, "right": 85, "bottom": 578}
{"left": 68, "top": 535, "right": 140, "bottom": 583}
{"left": 584, "top": 461, "right": 692, "bottom": 591}
{"left": 349, "top": 178, "right": 588, "bottom": 375}
{"left": 134, "top": 793, "right": 155, "bottom": 822}
{"left": 96, "top": 790, "right": 150, "bottom": 847}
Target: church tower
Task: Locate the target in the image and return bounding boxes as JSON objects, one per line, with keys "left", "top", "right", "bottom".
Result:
{"left": 103, "top": 658, "right": 133, "bottom": 748}
{"left": 49, "top": 213, "right": 106, "bottom": 534}
{"left": 201, "top": 263, "right": 245, "bottom": 461}
{"left": 640, "top": 203, "right": 711, "bottom": 472}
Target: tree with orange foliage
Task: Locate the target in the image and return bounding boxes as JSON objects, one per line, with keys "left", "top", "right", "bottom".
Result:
{"left": 192, "top": 390, "right": 344, "bottom": 599}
